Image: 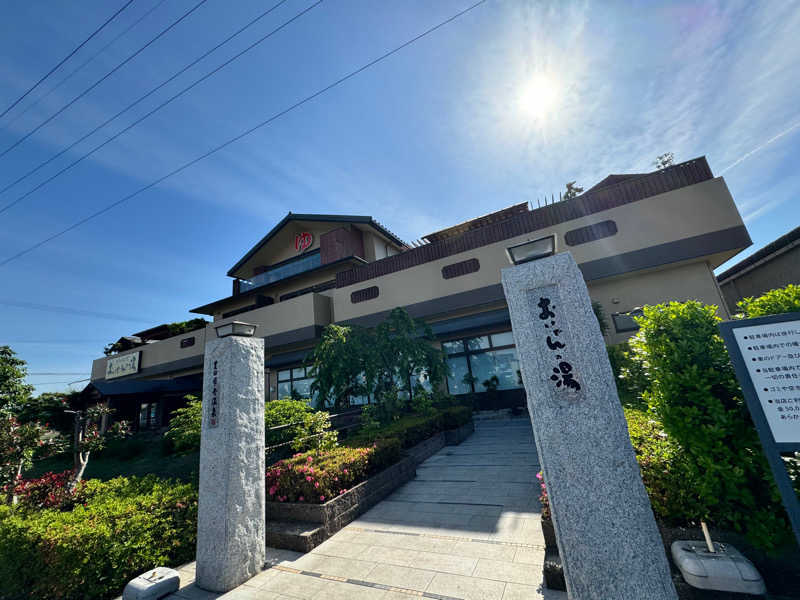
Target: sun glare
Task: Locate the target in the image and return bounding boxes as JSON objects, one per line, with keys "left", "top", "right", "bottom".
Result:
{"left": 517, "top": 74, "right": 561, "bottom": 121}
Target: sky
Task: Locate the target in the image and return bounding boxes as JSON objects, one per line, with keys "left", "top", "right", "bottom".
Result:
{"left": 0, "top": 0, "right": 798, "bottom": 395}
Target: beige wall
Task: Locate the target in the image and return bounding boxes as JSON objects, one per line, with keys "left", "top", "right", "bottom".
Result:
{"left": 91, "top": 327, "right": 207, "bottom": 381}
{"left": 330, "top": 178, "right": 744, "bottom": 323}
{"left": 719, "top": 245, "right": 800, "bottom": 313}
{"left": 588, "top": 260, "right": 729, "bottom": 345}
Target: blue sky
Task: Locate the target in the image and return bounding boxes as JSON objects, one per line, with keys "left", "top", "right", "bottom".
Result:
{"left": 0, "top": 0, "right": 798, "bottom": 395}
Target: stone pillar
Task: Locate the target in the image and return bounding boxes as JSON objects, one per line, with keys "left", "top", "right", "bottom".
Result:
{"left": 501, "top": 253, "right": 676, "bottom": 600}
{"left": 196, "top": 335, "right": 266, "bottom": 592}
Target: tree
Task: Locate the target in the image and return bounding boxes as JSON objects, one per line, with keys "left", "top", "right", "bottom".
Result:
{"left": 66, "top": 405, "right": 129, "bottom": 487}
{"left": 309, "top": 308, "right": 447, "bottom": 413}
{"left": 653, "top": 152, "right": 674, "bottom": 170}
{"left": 563, "top": 181, "right": 583, "bottom": 200}
{"left": 0, "top": 346, "right": 34, "bottom": 415}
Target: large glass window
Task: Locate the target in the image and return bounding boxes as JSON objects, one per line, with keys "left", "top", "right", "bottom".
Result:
{"left": 444, "top": 331, "right": 523, "bottom": 395}
{"left": 239, "top": 250, "right": 322, "bottom": 293}
{"left": 275, "top": 366, "right": 316, "bottom": 402}
{"left": 139, "top": 402, "right": 158, "bottom": 429}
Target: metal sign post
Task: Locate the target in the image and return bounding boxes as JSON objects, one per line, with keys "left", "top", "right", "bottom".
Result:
{"left": 719, "top": 312, "right": 800, "bottom": 547}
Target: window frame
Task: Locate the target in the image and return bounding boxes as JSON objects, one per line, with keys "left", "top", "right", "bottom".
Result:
{"left": 275, "top": 365, "right": 315, "bottom": 401}
{"left": 442, "top": 330, "right": 521, "bottom": 395}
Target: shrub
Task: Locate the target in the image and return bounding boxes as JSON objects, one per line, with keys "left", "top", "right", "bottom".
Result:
{"left": 346, "top": 406, "right": 472, "bottom": 450}
{"left": 0, "top": 475, "right": 197, "bottom": 600}
{"left": 265, "top": 399, "right": 315, "bottom": 447}
{"left": 10, "top": 470, "right": 87, "bottom": 511}
{"left": 266, "top": 439, "right": 402, "bottom": 504}
{"left": 536, "top": 471, "right": 550, "bottom": 519}
{"left": 164, "top": 397, "right": 201, "bottom": 454}
{"left": 628, "top": 301, "right": 792, "bottom": 550}
{"left": 607, "top": 342, "right": 648, "bottom": 408}
{"left": 737, "top": 283, "right": 800, "bottom": 318}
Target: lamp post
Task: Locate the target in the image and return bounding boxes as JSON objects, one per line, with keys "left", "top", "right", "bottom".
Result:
{"left": 196, "top": 321, "right": 266, "bottom": 592}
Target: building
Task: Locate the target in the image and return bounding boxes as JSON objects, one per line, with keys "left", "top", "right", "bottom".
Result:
{"left": 717, "top": 225, "right": 800, "bottom": 314}
{"left": 88, "top": 156, "right": 750, "bottom": 429}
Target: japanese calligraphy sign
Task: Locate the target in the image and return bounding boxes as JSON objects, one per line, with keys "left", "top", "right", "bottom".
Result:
{"left": 209, "top": 359, "right": 220, "bottom": 428}
{"left": 531, "top": 285, "right": 582, "bottom": 396}
{"left": 295, "top": 231, "right": 313, "bottom": 253}
{"left": 731, "top": 320, "right": 800, "bottom": 443}
{"left": 106, "top": 351, "right": 140, "bottom": 379}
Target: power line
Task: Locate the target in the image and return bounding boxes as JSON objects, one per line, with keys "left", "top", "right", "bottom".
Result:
{"left": 0, "top": 0, "right": 489, "bottom": 267}
{"left": 0, "top": 0, "right": 209, "bottom": 160}
{"left": 0, "top": 0, "right": 136, "bottom": 120}
{"left": 0, "top": 300, "right": 154, "bottom": 323}
{"left": 5, "top": 0, "right": 170, "bottom": 130}
{"left": 0, "top": 0, "right": 294, "bottom": 211}
{"left": 27, "top": 372, "right": 90, "bottom": 376}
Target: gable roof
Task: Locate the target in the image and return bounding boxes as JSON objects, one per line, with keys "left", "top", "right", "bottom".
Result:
{"left": 717, "top": 225, "right": 800, "bottom": 282}
{"left": 227, "top": 213, "right": 407, "bottom": 277}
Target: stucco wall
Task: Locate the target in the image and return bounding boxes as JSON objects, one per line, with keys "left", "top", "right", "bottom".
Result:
{"left": 719, "top": 245, "right": 800, "bottom": 313}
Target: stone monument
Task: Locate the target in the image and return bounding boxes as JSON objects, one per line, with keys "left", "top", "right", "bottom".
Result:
{"left": 501, "top": 252, "right": 676, "bottom": 599}
{"left": 196, "top": 330, "right": 266, "bottom": 592}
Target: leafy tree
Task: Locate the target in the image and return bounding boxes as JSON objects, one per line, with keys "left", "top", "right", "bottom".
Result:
{"left": 653, "top": 152, "right": 674, "bottom": 170}
{"left": 309, "top": 308, "right": 447, "bottom": 412}
{"left": 563, "top": 181, "right": 583, "bottom": 200}
{"left": 0, "top": 346, "right": 33, "bottom": 416}
{"left": 737, "top": 283, "right": 800, "bottom": 318}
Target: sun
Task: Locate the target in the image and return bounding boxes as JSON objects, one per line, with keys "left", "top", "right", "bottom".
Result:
{"left": 517, "top": 74, "right": 561, "bottom": 121}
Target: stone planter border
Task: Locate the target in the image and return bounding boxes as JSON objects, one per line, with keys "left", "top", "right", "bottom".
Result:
{"left": 266, "top": 420, "right": 474, "bottom": 552}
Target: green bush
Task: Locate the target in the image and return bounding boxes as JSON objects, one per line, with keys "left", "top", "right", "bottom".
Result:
{"left": 628, "top": 301, "right": 792, "bottom": 550}
{"left": 264, "top": 399, "right": 315, "bottom": 447}
{"left": 266, "top": 438, "right": 402, "bottom": 504}
{"left": 345, "top": 406, "right": 471, "bottom": 449}
{"left": 0, "top": 475, "right": 197, "bottom": 600}
{"left": 163, "top": 397, "right": 202, "bottom": 454}
{"left": 607, "top": 342, "right": 648, "bottom": 408}
{"left": 737, "top": 283, "right": 800, "bottom": 318}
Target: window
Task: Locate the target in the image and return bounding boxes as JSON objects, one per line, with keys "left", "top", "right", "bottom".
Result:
{"left": 239, "top": 250, "right": 322, "bottom": 292}
{"left": 443, "top": 331, "right": 523, "bottom": 395}
{"left": 612, "top": 308, "right": 644, "bottom": 333}
{"left": 564, "top": 220, "right": 618, "bottom": 246}
{"left": 276, "top": 366, "right": 316, "bottom": 402}
{"left": 139, "top": 402, "right": 158, "bottom": 429}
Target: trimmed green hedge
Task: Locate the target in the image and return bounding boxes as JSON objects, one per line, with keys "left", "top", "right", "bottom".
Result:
{"left": 0, "top": 476, "right": 197, "bottom": 600}
{"left": 344, "top": 406, "right": 471, "bottom": 449}
{"left": 266, "top": 438, "right": 402, "bottom": 504}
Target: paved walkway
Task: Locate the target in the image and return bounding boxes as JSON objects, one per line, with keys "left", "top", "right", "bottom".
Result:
{"left": 167, "top": 418, "right": 565, "bottom": 600}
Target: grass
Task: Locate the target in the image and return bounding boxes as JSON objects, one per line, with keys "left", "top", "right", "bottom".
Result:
{"left": 26, "top": 433, "right": 199, "bottom": 482}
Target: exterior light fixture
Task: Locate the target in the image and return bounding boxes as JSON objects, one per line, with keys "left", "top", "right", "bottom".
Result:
{"left": 506, "top": 235, "right": 556, "bottom": 265}
{"left": 214, "top": 321, "right": 257, "bottom": 338}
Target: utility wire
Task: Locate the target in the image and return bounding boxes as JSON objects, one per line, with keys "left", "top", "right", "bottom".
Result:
{"left": 5, "top": 0, "right": 169, "bottom": 130}
{"left": 0, "top": 0, "right": 136, "bottom": 120}
{"left": 0, "top": 0, "right": 209, "bottom": 160}
{"left": 0, "top": 0, "right": 293, "bottom": 212}
{"left": 0, "top": 0, "right": 488, "bottom": 268}
{"left": 28, "top": 372, "right": 90, "bottom": 376}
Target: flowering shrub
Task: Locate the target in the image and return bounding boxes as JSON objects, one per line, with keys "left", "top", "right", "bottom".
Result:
{"left": 266, "top": 439, "right": 401, "bottom": 504}
{"left": 8, "top": 470, "right": 87, "bottom": 511}
{"left": 0, "top": 475, "right": 197, "bottom": 600}
{"left": 536, "top": 471, "right": 550, "bottom": 519}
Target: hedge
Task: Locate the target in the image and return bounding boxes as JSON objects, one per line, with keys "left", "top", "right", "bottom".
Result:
{"left": 0, "top": 476, "right": 197, "bottom": 600}
{"left": 344, "top": 406, "right": 471, "bottom": 449}
{"left": 266, "top": 438, "right": 402, "bottom": 504}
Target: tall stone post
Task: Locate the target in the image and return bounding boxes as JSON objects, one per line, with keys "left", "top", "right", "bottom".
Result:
{"left": 196, "top": 334, "right": 266, "bottom": 592}
{"left": 501, "top": 252, "right": 676, "bottom": 599}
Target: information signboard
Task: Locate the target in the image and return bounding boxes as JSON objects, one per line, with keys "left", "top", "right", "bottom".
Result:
{"left": 106, "top": 351, "right": 140, "bottom": 379}
{"left": 720, "top": 312, "right": 800, "bottom": 547}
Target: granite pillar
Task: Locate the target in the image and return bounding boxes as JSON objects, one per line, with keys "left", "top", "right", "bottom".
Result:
{"left": 501, "top": 252, "right": 676, "bottom": 599}
{"left": 196, "top": 335, "right": 266, "bottom": 592}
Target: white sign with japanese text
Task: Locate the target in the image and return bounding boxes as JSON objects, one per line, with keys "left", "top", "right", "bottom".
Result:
{"left": 732, "top": 320, "right": 800, "bottom": 443}
{"left": 106, "top": 351, "right": 140, "bottom": 379}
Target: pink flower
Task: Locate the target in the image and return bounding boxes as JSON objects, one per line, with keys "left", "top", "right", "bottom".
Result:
{"left": 306, "top": 476, "right": 312, "bottom": 482}
{"left": 343, "top": 469, "right": 348, "bottom": 475}
{"left": 307, "top": 456, "right": 313, "bottom": 463}
{"left": 315, "top": 482, "right": 319, "bottom": 488}
{"left": 320, "top": 496, "right": 325, "bottom": 501}
{"left": 309, "top": 467, "right": 314, "bottom": 474}
{"left": 269, "top": 486, "right": 277, "bottom": 496}
{"left": 299, "top": 496, "right": 304, "bottom": 502}
{"left": 334, "top": 477, "right": 338, "bottom": 482}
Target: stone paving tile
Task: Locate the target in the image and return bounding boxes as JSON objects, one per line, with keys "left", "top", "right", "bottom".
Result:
{"left": 512, "top": 547, "right": 545, "bottom": 566}
{"left": 450, "top": 539, "right": 517, "bottom": 562}
{"left": 291, "top": 553, "right": 377, "bottom": 579}
{"left": 259, "top": 572, "right": 331, "bottom": 599}
{"left": 425, "top": 572, "right": 507, "bottom": 600}
{"left": 408, "top": 550, "right": 478, "bottom": 576}
{"left": 360, "top": 545, "right": 420, "bottom": 567}
{"left": 473, "top": 558, "right": 543, "bottom": 586}
{"left": 502, "top": 582, "right": 568, "bottom": 599}
{"left": 309, "top": 538, "right": 371, "bottom": 560}
{"left": 364, "top": 563, "right": 436, "bottom": 591}
{"left": 310, "top": 578, "right": 387, "bottom": 600}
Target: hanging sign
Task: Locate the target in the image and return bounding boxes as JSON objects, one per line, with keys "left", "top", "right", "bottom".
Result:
{"left": 720, "top": 312, "right": 800, "bottom": 547}
{"left": 295, "top": 232, "right": 313, "bottom": 253}
{"left": 106, "top": 351, "right": 140, "bottom": 379}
